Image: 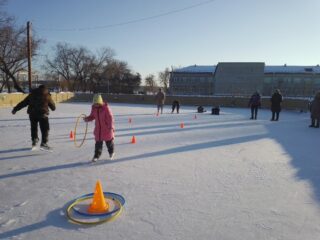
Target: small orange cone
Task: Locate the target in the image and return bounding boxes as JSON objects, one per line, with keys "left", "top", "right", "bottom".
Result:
{"left": 180, "top": 123, "right": 184, "bottom": 128}
{"left": 194, "top": 114, "right": 197, "bottom": 119}
{"left": 69, "top": 131, "right": 74, "bottom": 140}
{"left": 131, "top": 136, "right": 136, "bottom": 144}
{"left": 88, "top": 180, "right": 109, "bottom": 214}
{"left": 129, "top": 118, "right": 132, "bottom": 123}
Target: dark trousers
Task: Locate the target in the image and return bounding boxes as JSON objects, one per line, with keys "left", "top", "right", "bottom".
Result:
{"left": 94, "top": 139, "right": 114, "bottom": 158}
{"left": 29, "top": 115, "right": 49, "bottom": 144}
{"left": 311, "top": 118, "right": 320, "bottom": 128}
{"left": 157, "top": 104, "right": 163, "bottom": 114}
{"left": 271, "top": 111, "right": 280, "bottom": 121}
{"left": 251, "top": 106, "right": 258, "bottom": 119}
{"left": 171, "top": 105, "right": 180, "bottom": 113}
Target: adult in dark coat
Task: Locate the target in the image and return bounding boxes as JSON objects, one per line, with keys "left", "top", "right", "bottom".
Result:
{"left": 270, "top": 89, "right": 283, "bottom": 121}
{"left": 155, "top": 88, "right": 165, "bottom": 114}
{"left": 248, "top": 91, "right": 261, "bottom": 120}
{"left": 12, "top": 85, "right": 56, "bottom": 149}
{"left": 309, "top": 91, "right": 320, "bottom": 128}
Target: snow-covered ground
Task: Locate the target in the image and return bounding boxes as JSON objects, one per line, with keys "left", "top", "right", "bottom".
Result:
{"left": 0, "top": 103, "right": 320, "bottom": 240}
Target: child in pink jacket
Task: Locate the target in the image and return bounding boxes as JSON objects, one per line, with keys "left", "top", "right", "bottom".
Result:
{"left": 84, "top": 94, "right": 115, "bottom": 162}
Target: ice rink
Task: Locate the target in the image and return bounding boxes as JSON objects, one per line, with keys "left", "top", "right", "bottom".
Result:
{"left": 0, "top": 103, "right": 320, "bottom": 240}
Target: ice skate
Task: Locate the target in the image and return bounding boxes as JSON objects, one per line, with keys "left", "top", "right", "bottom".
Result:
{"left": 109, "top": 152, "right": 115, "bottom": 160}
{"left": 31, "top": 146, "right": 37, "bottom": 151}
{"left": 40, "top": 143, "right": 53, "bottom": 152}
{"left": 31, "top": 138, "right": 39, "bottom": 150}
{"left": 91, "top": 157, "right": 98, "bottom": 163}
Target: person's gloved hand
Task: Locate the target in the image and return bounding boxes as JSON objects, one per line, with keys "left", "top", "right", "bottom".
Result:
{"left": 12, "top": 109, "right": 16, "bottom": 115}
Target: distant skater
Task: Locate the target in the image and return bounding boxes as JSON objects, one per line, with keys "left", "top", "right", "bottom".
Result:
{"left": 11, "top": 85, "right": 56, "bottom": 150}
{"left": 309, "top": 91, "right": 320, "bottom": 128}
{"left": 155, "top": 88, "right": 165, "bottom": 114}
{"left": 270, "top": 89, "right": 283, "bottom": 121}
{"left": 171, "top": 100, "right": 180, "bottom": 114}
{"left": 84, "top": 94, "right": 115, "bottom": 162}
{"left": 248, "top": 91, "right": 261, "bottom": 120}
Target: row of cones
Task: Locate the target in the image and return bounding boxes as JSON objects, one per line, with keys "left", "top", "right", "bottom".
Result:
{"left": 156, "top": 113, "right": 197, "bottom": 118}
{"left": 70, "top": 130, "right": 137, "bottom": 143}
{"left": 130, "top": 114, "right": 197, "bottom": 123}
{"left": 69, "top": 115, "right": 198, "bottom": 143}
{"left": 130, "top": 114, "right": 197, "bottom": 125}
{"left": 130, "top": 122, "right": 186, "bottom": 144}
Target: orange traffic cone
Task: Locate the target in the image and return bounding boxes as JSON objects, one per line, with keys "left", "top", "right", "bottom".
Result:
{"left": 69, "top": 130, "right": 74, "bottom": 140}
{"left": 131, "top": 136, "right": 136, "bottom": 144}
{"left": 88, "top": 180, "right": 109, "bottom": 214}
{"left": 129, "top": 118, "right": 132, "bottom": 123}
{"left": 180, "top": 123, "right": 184, "bottom": 128}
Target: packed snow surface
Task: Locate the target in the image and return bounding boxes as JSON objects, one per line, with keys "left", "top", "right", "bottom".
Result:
{"left": 0, "top": 103, "right": 320, "bottom": 240}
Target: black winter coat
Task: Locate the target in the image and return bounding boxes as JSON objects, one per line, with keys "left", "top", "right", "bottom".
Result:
{"left": 13, "top": 88, "right": 56, "bottom": 117}
{"left": 249, "top": 94, "right": 261, "bottom": 107}
{"left": 271, "top": 93, "right": 282, "bottom": 112}
{"left": 310, "top": 95, "right": 320, "bottom": 119}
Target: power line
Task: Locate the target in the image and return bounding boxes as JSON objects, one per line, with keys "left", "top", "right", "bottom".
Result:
{"left": 36, "top": 0, "right": 215, "bottom": 32}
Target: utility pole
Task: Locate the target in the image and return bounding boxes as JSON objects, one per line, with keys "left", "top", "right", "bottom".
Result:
{"left": 27, "top": 21, "right": 32, "bottom": 92}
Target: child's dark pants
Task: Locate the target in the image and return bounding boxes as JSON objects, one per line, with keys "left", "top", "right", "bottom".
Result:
{"left": 94, "top": 139, "right": 114, "bottom": 158}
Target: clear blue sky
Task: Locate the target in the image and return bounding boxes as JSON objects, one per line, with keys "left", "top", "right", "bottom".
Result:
{"left": 4, "top": 0, "right": 320, "bottom": 79}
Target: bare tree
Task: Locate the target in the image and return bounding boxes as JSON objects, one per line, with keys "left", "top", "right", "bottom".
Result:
{"left": 46, "top": 44, "right": 115, "bottom": 92}
{"left": 0, "top": 0, "right": 12, "bottom": 26}
{"left": 46, "top": 43, "right": 141, "bottom": 93}
{"left": 145, "top": 74, "right": 157, "bottom": 93}
{"left": 0, "top": 22, "right": 42, "bottom": 92}
{"left": 102, "top": 60, "right": 129, "bottom": 93}
{"left": 45, "top": 43, "right": 76, "bottom": 90}
{"left": 158, "top": 67, "right": 170, "bottom": 93}
{"left": 95, "top": 59, "right": 141, "bottom": 94}
{"left": 85, "top": 47, "right": 115, "bottom": 92}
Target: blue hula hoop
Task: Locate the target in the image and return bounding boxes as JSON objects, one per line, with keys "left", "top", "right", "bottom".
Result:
{"left": 72, "top": 192, "right": 125, "bottom": 217}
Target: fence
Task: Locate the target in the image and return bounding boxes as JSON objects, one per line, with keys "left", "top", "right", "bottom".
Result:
{"left": 0, "top": 92, "right": 75, "bottom": 107}
{"left": 0, "top": 92, "right": 309, "bottom": 111}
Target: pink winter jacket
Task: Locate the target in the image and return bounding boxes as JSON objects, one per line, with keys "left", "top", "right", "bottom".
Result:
{"left": 85, "top": 103, "right": 115, "bottom": 141}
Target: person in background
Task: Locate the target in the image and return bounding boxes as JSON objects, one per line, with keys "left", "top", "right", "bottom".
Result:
{"left": 12, "top": 85, "right": 56, "bottom": 150}
{"left": 270, "top": 89, "right": 283, "bottom": 121}
{"left": 211, "top": 106, "right": 220, "bottom": 115}
{"left": 197, "top": 106, "right": 206, "bottom": 113}
{"left": 84, "top": 94, "right": 115, "bottom": 162}
{"left": 248, "top": 91, "right": 261, "bottom": 120}
{"left": 171, "top": 100, "right": 180, "bottom": 114}
{"left": 309, "top": 91, "right": 320, "bottom": 128}
{"left": 155, "top": 88, "right": 165, "bottom": 114}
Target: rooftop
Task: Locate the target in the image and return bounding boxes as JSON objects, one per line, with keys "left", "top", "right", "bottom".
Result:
{"left": 265, "top": 65, "right": 320, "bottom": 74}
{"left": 173, "top": 64, "right": 320, "bottom": 74}
{"left": 173, "top": 65, "right": 216, "bottom": 73}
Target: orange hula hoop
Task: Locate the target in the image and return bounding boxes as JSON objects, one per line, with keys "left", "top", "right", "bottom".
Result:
{"left": 74, "top": 114, "right": 88, "bottom": 148}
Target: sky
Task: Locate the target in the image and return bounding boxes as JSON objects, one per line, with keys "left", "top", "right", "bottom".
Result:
{"left": 4, "top": 0, "right": 320, "bottom": 79}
